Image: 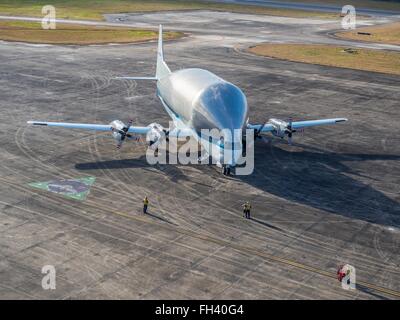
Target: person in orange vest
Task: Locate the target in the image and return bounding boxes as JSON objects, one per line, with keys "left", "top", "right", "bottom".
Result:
{"left": 143, "top": 196, "right": 149, "bottom": 214}
{"left": 242, "top": 201, "right": 251, "bottom": 219}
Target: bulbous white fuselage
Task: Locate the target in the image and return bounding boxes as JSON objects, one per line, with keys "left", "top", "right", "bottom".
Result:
{"left": 157, "top": 68, "right": 248, "bottom": 166}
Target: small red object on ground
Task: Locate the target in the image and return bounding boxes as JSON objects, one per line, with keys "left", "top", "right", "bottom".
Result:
{"left": 337, "top": 265, "right": 346, "bottom": 282}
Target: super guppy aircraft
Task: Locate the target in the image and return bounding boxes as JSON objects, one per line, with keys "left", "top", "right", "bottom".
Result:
{"left": 28, "top": 25, "right": 347, "bottom": 175}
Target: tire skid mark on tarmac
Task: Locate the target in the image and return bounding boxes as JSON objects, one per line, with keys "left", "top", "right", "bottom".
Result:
{"left": 0, "top": 176, "right": 399, "bottom": 299}
{"left": 1, "top": 187, "right": 349, "bottom": 300}
{"left": 8, "top": 130, "right": 400, "bottom": 279}
{"left": 9, "top": 77, "right": 400, "bottom": 294}
{"left": 4, "top": 145, "right": 398, "bottom": 284}
{"left": 0, "top": 196, "right": 358, "bottom": 300}
{"left": 86, "top": 73, "right": 198, "bottom": 231}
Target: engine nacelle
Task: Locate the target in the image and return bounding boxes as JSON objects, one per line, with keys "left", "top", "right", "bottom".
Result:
{"left": 269, "top": 118, "right": 288, "bottom": 138}
{"left": 146, "top": 123, "right": 166, "bottom": 149}
{"left": 110, "top": 120, "right": 126, "bottom": 143}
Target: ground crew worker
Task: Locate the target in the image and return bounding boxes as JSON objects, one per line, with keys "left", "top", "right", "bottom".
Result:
{"left": 337, "top": 265, "right": 349, "bottom": 284}
{"left": 242, "top": 201, "right": 251, "bottom": 219}
{"left": 143, "top": 196, "right": 149, "bottom": 214}
{"left": 242, "top": 202, "right": 247, "bottom": 218}
{"left": 246, "top": 202, "right": 251, "bottom": 219}
{"left": 337, "top": 265, "right": 345, "bottom": 282}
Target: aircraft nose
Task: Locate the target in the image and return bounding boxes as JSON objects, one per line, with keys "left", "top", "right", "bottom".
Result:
{"left": 193, "top": 82, "right": 248, "bottom": 133}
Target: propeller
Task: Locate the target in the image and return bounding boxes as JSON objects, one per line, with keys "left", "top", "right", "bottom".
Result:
{"left": 163, "top": 129, "right": 170, "bottom": 142}
{"left": 254, "top": 122, "right": 268, "bottom": 139}
{"left": 284, "top": 117, "right": 296, "bottom": 145}
{"left": 116, "top": 119, "right": 133, "bottom": 149}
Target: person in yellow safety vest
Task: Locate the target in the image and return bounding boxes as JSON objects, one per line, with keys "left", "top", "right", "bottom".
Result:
{"left": 242, "top": 201, "right": 251, "bottom": 219}
{"left": 143, "top": 196, "right": 149, "bottom": 214}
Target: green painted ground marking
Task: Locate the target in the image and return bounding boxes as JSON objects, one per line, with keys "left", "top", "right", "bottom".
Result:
{"left": 28, "top": 176, "right": 96, "bottom": 201}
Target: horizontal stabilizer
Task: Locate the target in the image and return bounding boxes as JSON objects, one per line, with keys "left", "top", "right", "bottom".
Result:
{"left": 114, "top": 76, "right": 158, "bottom": 81}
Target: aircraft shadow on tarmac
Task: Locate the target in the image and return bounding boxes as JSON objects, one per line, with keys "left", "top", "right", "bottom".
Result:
{"left": 238, "top": 140, "right": 400, "bottom": 228}
{"left": 75, "top": 143, "right": 400, "bottom": 228}
{"left": 75, "top": 155, "right": 190, "bottom": 183}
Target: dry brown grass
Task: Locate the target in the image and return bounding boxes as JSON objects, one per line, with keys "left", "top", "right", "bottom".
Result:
{"left": 281, "top": 0, "right": 400, "bottom": 11}
{"left": 248, "top": 43, "right": 400, "bottom": 75}
{"left": 0, "top": 20, "right": 182, "bottom": 45}
{"left": 336, "top": 22, "right": 400, "bottom": 46}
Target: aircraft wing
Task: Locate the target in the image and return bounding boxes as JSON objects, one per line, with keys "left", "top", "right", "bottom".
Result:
{"left": 290, "top": 118, "right": 347, "bottom": 129}
{"left": 248, "top": 118, "right": 347, "bottom": 132}
{"left": 27, "top": 121, "right": 150, "bottom": 134}
{"left": 167, "top": 127, "right": 195, "bottom": 138}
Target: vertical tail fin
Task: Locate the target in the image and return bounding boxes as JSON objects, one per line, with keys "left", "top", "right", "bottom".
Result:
{"left": 114, "top": 24, "right": 170, "bottom": 81}
{"left": 156, "top": 24, "right": 171, "bottom": 79}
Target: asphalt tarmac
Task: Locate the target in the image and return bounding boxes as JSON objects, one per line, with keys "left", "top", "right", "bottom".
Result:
{"left": 0, "top": 10, "right": 399, "bottom": 299}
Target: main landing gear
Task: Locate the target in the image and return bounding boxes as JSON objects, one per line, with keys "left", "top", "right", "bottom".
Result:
{"left": 222, "top": 166, "right": 232, "bottom": 176}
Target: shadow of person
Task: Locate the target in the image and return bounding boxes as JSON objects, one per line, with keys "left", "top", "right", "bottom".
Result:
{"left": 145, "top": 211, "right": 176, "bottom": 225}
{"left": 356, "top": 284, "right": 391, "bottom": 300}
{"left": 250, "top": 217, "right": 283, "bottom": 231}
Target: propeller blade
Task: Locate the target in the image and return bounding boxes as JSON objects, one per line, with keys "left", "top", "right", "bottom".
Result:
{"left": 288, "top": 117, "right": 293, "bottom": 130}
{"left": 123, "top": 119, "right": 133, "bottom": 133}
{"left": 254, "top": 121, "right": 268, "bottom": 139}
{"left": 287, "top": 118, "right": 294, "bottom": 144}
{"left": 163, "top": 129, "right": 170, "bottom": 142}
{"left": 116, "top": 119, "right": 134, "bottom": 149}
